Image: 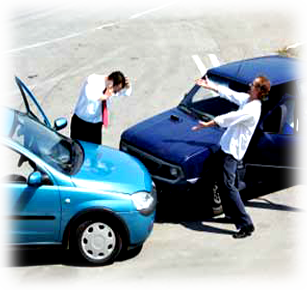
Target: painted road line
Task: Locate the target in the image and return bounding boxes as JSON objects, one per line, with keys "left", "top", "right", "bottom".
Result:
{"left": 129, "top": 2, "right": 175, "bottom": 19}
{"left": 286, "top": 42, "right": 306, "bottom": 49}
{"left": 5, "top": 44, "right": 131, "bottom": 98}
{"left": 4, "top": 3, "right": 175, "bottom": 54}
{"left": 208, "top": 53, "right": 220, "bottom": 67}
{"left": 4, "top": 23, "right": 118, "bottom": 54}
{"left": 192, "top": 55, "right": 207, "bottom": 76}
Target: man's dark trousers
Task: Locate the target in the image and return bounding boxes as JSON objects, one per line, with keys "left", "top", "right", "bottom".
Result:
{"left": 217, "top": 150, "right": 253, "bottom": 230}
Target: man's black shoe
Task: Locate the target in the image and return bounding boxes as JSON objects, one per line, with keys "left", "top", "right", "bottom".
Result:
{"left": 232, "top": 224, "right": 255, "bottom": 239}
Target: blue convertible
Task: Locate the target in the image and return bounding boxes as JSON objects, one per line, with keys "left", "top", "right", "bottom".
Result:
{"left": 120, "top": 55, "right": 303, "bottom": 214}
{"left": 1, "top": 77, "right": 156, "bottom": 265}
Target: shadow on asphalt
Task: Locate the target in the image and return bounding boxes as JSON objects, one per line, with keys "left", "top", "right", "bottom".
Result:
{"left": 245, "top": 198, "right": 304, "bottom": 213}
{"left": 8, "top": 244, "right": 143, "bottom": 268}
{"left": 155, "top": 196, "right": 237, "bottom": 236}
{"left": 0, "top": 248, "right": 70, "bottom": 268}
{"left": 8, "top": 184, "right": 302, "bottom": 267}
{"left": 180, "top": 220, "right": 236, "bottom": 235}
{"left": 155, "top": 182, "right": 304, "bottom": 236}
{"left": 155, "top": 198, "right": 213, "bottom": 223}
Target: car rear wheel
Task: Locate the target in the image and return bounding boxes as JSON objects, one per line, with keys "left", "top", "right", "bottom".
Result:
{"left": 72, "top": 219, "right": 122, "bottom": 265}
{"left": 212, "top": 181, "right": 223, "bottom": 215}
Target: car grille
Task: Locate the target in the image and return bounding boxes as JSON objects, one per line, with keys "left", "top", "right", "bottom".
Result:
{"left": 120, "top": 141, "right": 184, "bottom": 184}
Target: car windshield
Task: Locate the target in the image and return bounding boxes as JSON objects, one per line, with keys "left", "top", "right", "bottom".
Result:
{"left": 179, "top": 78, "right": 239, "bottom": 121}
{"left": 9, "top": 111, "right": 84, "bottom": 175}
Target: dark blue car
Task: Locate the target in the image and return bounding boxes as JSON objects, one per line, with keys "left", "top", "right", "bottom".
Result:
{"left": 120, "top": 55, "right": 303, "bottom": 214}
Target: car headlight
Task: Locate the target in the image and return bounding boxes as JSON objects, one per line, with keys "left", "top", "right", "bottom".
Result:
{"left": 120, "top": 142, "right": 129, "bottom": 152}
{"left": 170, "top": 167, "right": 179, "bottom": 178}
{"left": 131, "top": 190, "right": 156, "bottom": 216}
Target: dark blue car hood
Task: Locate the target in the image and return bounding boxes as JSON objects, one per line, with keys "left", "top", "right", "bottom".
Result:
{"left": 121, "top": 107, "right": 223, "bottom": 166}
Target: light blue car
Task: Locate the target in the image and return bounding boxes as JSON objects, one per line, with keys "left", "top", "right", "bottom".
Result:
{"left": 1, "top": 77, "right": 156, "bottom": 265}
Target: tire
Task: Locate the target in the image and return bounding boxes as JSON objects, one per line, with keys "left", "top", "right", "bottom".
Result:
{"left": 118, "top": 244, "right": 143, "bottom": 261}
{"left": 128, "top": 244, "right": 143, "bottom": 257}
{"left": 212, "top": 181, "right": 223, "bottom": 215}
{"left": 72, "top": 219, "right": 122, "bottom": 265}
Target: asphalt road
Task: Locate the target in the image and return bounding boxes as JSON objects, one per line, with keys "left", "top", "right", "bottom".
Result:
{"left": 3, "top": 1, "right": 307, "bottom": 289}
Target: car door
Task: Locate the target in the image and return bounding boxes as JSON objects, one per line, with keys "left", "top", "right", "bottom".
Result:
{"left": 15, "top": 76, "right": 52, "bottom": 128}
{"left": 15, "top": 76, "right": 67, "bottom": 131}
{"left": 244, "top": 94, "right": 299, "bottom": 185}
{"left": 3, "top": 145, "right": 62, "bottom": 244}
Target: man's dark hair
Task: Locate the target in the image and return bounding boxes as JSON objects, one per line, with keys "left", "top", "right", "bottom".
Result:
{"left": 255, "top": 75, "right": 271, "bottom": 100}
{"left": 108, "top": 71, "right": 126, "bottom": 87}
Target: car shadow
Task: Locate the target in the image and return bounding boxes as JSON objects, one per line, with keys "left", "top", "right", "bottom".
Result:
{"left": 8, "top": 245, "right": 143, "bottom": 268}
{"left": 0, "top": 248, "right": 71, "bottom": 268}
{"left": 155, "top": 193, "right": 217, "bottom": 223}
{"left": 155, "top": 183, "right": 304, "bottom": 236}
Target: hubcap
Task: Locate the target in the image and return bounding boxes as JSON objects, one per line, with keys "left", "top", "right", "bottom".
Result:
{"left": 213, "top": 183, "right": 221, "bottom": 204}
{"left": 81, "top": 222, "right": 116, "bottom": 261}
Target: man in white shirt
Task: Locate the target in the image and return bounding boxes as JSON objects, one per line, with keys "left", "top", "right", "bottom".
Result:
{"left": 70, "top": 71, "right": 132, "bottom": 144}
{"left": 192, "top": 75, "right": 271, "bottom": 238}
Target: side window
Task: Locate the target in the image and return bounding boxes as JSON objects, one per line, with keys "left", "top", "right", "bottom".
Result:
{"left": 1, "top": 146, "right": 52, "bottom": 185}
{"left": 262, "top": 99, "right": 296, "bottom": 135}
{"left": 0, "top": 145, "right": 34, "bottom": 183}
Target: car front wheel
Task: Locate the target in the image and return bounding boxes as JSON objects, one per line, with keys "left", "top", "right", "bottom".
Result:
{"left": 72, "top": 219, "right": 122, "bottom": 265}
{"left": 212, "top": 181, "right": 223, "bottom": 215}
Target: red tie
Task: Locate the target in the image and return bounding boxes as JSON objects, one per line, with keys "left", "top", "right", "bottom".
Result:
{"left": 102, "top": 100, "right": 108, "bottom": 128}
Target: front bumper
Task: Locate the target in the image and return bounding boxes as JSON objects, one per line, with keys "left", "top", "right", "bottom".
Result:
{"left": 120, "top": 210, "right": 155, "bottom": 245}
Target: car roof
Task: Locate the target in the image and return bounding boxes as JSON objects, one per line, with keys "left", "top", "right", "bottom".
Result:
{"left": 207, "top": 55, "right": 300, "bottom": 86}
{"left": 0, "top": 106, "right": 14, "bottom": 136}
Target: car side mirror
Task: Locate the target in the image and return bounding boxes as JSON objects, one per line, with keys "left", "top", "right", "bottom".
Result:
{"left": 54, "top": 117, "right": 67, "bottom": 131}
{"left": 28, "top": 171, "right": 43, "bottom": 187}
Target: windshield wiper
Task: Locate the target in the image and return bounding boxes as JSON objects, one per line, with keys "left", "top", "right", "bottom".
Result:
{"left": 178, "top": 104, "right": 191, "bottom": 113}
{"left": 184, "top": 105, "right": 213, "bottom": 122}
{"left": 178, "top": 104, "right": 199, "bottom": 119}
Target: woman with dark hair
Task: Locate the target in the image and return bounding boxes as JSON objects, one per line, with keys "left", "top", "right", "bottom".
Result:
{"left": 70, "top": 71, "right": 131, "bottom": 145}
{"left": 192, "top": 75, "right": 271, "bottom": 239}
